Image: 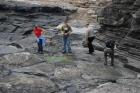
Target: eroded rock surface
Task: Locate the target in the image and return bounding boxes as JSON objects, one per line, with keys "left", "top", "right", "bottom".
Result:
{"left": 0, "top": 0, "right": 139, "bottom": 93}
{"left": 98, "top": 0, "right": 140, "bottom": 57}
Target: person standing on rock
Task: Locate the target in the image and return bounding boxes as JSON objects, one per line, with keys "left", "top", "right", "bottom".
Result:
{"left": 85, "top": 23, "right": 95, "bottom": 55}
{"left": 61, "top": 18, "right": 72, "bottom": 54}
{"left": 104, "top": 40, "right": 115, "bottom": 66}
{"left": 33, "top": 25, "right": 45, "bottom": 54}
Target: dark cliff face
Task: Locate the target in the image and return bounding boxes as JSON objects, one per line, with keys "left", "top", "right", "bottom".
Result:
{"left": 0, "top": 0, "right": 77, "bottom": 14}
{"left": 98, "top": 0, "right": 140, "bottom": 56}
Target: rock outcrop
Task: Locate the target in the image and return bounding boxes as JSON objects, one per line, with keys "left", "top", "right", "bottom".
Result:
{"left": 98, "top": 0, "right": 140, "bottom": 57}
{"left": 0, "top": 0, "right": 77, "bottom": 14}
{"left": 0, "top": 0, "right": 139, "bottom": 93}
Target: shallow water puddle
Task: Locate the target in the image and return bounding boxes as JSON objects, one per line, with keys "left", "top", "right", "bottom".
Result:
{"left": 46, "top": 56, "right": 73, "bottom": 64}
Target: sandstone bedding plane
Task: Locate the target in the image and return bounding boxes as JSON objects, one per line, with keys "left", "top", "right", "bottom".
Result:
{"left": 0, "top": 0, "right": 140, "bottom": 93}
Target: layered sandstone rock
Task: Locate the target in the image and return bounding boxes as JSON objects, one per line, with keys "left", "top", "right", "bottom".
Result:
{"left": 98, "top": 0, "right": 140, "bottom": 57}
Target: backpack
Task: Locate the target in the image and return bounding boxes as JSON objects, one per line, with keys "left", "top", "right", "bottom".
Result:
{"left": 62, "top": 25, "right": 71, "bottom": 33}
{"left": 105, "top": 40, "right": 115, "bottom": 49}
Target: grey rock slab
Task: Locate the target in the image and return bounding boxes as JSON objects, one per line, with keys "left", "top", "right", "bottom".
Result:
{"left": 1, "top": 73, "right": 57, "bottom": 93}
{"left": 66, "top": 86, "right": 78, "bottom": 93}
{"left": 117, "top": 79, "right": 140, "bottom": 88}
{"left": 2, "top": 52, "right": 43, "bottom": 67}
{"left": 86, "top": 82, "right": 140, "bottom": 93}
{"left": 0, "top": 45, "right": 23, "bottom": 55}
{"left": 12, "top": 63, "right": 55, "bottom": 77}
{"left": 77, "top": 62, "right": 122, "bottom": 80}
{"left": 54, "top": 67, "right": 82, "bottom": 80}
{"left": 3, "top": 52, "right": 32, "bottom": 65}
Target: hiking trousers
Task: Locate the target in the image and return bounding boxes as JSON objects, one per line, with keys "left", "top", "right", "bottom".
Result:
{"left": 104, "top": 48, "right": 114, "bottom": 66}
{"left": 88, "top": 37, "right": 95, "bottom": 54}
{"left": 63, "top": 36, "right": 72, "bottom": 53}
{"left": 37, "top": 39, "right": 43, "bottom": 53}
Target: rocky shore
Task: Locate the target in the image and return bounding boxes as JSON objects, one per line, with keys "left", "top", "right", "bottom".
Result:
{"left": 98, "top": 0, "right": 140, "bottom": 57}
{"left": 0, "top": 0, "right": 140, "bottom": 93}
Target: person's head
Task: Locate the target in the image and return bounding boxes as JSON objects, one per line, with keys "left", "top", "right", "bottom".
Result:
{"left": 85, "top": 23, "right": 89, "bottom": 27}
{"left": 35, "top": 25, "right": 39, "bottom": 29}
{"left": 64, "top": 19, "right": 68, "bottom": 24}
{"left": 112, "top": 40, "right": 115, "bottom": 44}
{"left": 49, "top": 37, "right": 52, "bottom": 41}
{"left": 35, "top": 25, "right": 42, "bottom": 28}
{"left": 64, "top": 16, "right": 69, "bottom": 24}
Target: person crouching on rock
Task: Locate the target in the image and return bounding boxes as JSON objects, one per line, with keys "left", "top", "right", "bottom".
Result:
{"left": 85, "top": 23, "right": 95, "bottom": 55}
{"left": 61, "top": 18, "right": 72, "bottom": 54}
{"left": 33, "top": 25, "right": 45, "bottom": 54}
{"left": 104, "top": 40, "right": 115, "bottom": 66}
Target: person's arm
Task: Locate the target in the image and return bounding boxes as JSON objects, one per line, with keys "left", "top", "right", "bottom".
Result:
{"left": 85, "top": 29, "right": 89, "bottom": 40}
{"left": 66, "top": 25, "right": 72, "bottom": 35}
{"left": 43, "top": 28, "right": 48, "bottom": 35}
{"left": 60, "top": 26, "right": 65, "bottom": 36}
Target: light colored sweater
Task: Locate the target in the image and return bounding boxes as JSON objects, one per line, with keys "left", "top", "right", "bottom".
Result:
{"left": 85, "top": 26, "right": 95, "bottom": 38}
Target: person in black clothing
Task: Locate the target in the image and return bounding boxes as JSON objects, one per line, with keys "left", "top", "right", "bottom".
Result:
{"left": 85, "top": 24, "right": 95, "bottom": 54}
{"left": 104, "top": 40, "right": 115, "bottom": 66}
{"left": 88, "top": 37, "right": 95, "bottom": 54}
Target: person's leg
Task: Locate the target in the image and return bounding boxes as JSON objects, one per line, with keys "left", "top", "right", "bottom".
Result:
{"left": 104, "top": 48, "right": 110, "bottom": 65}
{"left": 87, "top": 37, "right": 91, "bottom": 53}
{"left": 37, "top": 42, "right": 40, "bottom": 53}
{"left": 88, "top": 37, "right": 93, "bottom": 54}
{"left": 39, "top": 39, "right": 43, "bottom": 54}
{"left": 41, "top": 39, "right": 43, "bottom": 53}
{"left": 91, "top": 37, "right": 94, "bottom": 52}
{"left": 104, "top": 52, "right": 108, "bottom": 65}
{"left": 63, "top": 36, "right": 67, "bottom": 53}
{"left": 110, "top": 50, "right": 114, "bottom": 66}
{"left": 67, "top": 37, "right": 72, "bottom": 53}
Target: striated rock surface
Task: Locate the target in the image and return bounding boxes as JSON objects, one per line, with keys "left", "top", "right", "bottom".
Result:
{"left": 98, "top": 0, "right": 140, "bottom": 57}
{"left": 86, "top": 82, "right": 140, "bottom": 93}
{"left": 0, "top": 0, "right": 139, "bottom": 93}
{"left": 0, "top": 0, "right": 77, "bottom": 14}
